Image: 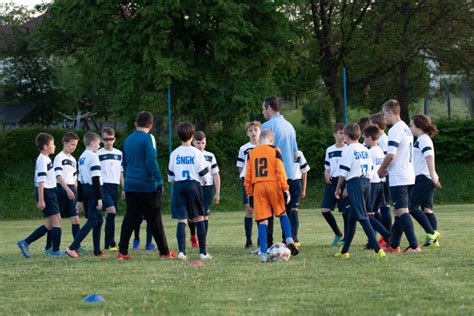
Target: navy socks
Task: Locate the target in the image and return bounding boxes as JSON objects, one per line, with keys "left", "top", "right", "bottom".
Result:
{"left": 425, "top": 212, "right": 437, "bottom": 230}
{"left": 25, "top": 225, "right": 48, "bottom": 245}
{"left": 105, "top": 213, "right": 116, "bottom": 248}
{"left": 92, "top": 216, "right": 103, "bottom": 255}
{"left": 390, "top": 216, "right": 403, "bottom": 248}
{"left": 177, "top": 222, "right": 186, "bottom": 254}
{"left": 188, "top": 221, "right": 196, "bottom": 236}
{"left": 146, "top": 222, "right": 153, "bottom": 246}
{"left": 291, "top": 210, "right": 299, "bottom": 241}
{"left": 410, "top": 208, "right": 434, "bottom": 234}
{"left": 369, "top": 216, "right": 391, "bottom": 240}
{"left": 341, "top": 220, "right": 357, "bottom": 253}
{"left": 51, "top": 227, "right": 61, "bottom": 252}
{"left": 380, "top": 206, "right": 392, "bottom": 231}
{"left": 360, "top": 220, "right": 380, "bottom": 252}
{"left": 45, "top": 231, "right": 52, "bottom": 250}
{"left": 400, "top": 213, "right": 418, "bottom": 248}
{"left": 322, "top": 212, "right": 342, "bottom": 237}
{"left": 196, "top": 221, "right": 207, "bottom": 255}
{"left": 244, "top": 217, "right": 253, "bottom": 244}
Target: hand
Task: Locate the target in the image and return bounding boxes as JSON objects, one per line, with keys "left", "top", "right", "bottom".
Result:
{"left": 342, "top": 188, "right": 349, "bottom": 198}
{"left": 76, "top": 202, "right": 83, "bottom": 212}
{"left": 214, "top": 193, "right": 220, "bottom": 204}
{"left": 334, "top": 188, "right": 341, "bottom": 200}
{"left": 432, "top": 174, "right": 442, "bottom": 188}
{"left": 37, "top": 200, "right": 45, "bottom": 210}
{"left": 245, "top": 203, "right": 253, "bottom": 214}
{"left": 300, "top": 191, "right": 306, "bottom": 199}
{"left": 283, "top": 191, "right": 291, "bottom": 205}
{"left": 378, "top": 169, "right": 387, "bottom": 178}
{"left": 324, "top": 174, "right": 332, "bottom": 184}
{"left": 96, "top": 199, "right": 103, "bottom": 210}
{"left": 248, "top": 195, "right": 254, "bottom": 208}
{"left": 121, "top": 191, "right": 126, "bottom": 200}
{"left": 66, "top": 188, "right": 75, "bottom": 200}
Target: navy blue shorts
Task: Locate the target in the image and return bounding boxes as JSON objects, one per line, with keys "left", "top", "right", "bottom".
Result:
{"left": 409, "top": 175, "right": 435, "bottom": 210}
{"left": 56, "top": 184, "right": 78, "bottom": 218}
{"left": 172, "top": 180, "right": 205, "bottom": 220}
{"left": 82, "top": 184, "right": 102, "bottom": 219}
{"left": 321, "top": 177, "right": 349, "bottom": 212}
{"left": 35, "top": 187, "right": 60, "bottom": 218}
{"left": 368, "top": 182, "right": 385, "bottom": 213}
{"left": 288, "top": 179, "right": 302, "bottom": 210}
{"left": 382, "top": 177, "right": 390, "bottom": 206}
{"left": 390, "top": 185, "right": 412, "bottom": 210}
{"left": 346, "top": 178, "right": 370, "bottom": 221}
{"left": 202, "top": 185, "right": 213, "bottom": 215}
{"left": 102, "top": 183, "right": 119, "bottom": 209}
{"left": 240, "top": 177, "right": 249, "bottom": 205}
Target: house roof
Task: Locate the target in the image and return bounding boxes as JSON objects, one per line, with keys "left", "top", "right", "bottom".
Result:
{"left": 0, "top": 101, "right": 37, "bottom": 124}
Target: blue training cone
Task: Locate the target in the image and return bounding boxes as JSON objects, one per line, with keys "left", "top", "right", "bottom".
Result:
{"left": 83, "top": 293, "right": 105, "bottom": 303}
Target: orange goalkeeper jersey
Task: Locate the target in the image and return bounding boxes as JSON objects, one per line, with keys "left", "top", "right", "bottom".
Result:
{"left": 244, "top": 144, "right": 289, "bottom": 195}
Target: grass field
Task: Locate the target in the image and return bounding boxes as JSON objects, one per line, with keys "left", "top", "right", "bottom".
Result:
{"left": 1, "top": 206, "right": 473, "bottom": 315}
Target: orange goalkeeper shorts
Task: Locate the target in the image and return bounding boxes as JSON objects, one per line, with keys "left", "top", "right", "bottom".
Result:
{"left": 253, "top": 181, "right": 285, "bottom": 221}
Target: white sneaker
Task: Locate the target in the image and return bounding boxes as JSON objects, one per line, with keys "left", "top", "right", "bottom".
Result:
{"left": 249, "top": 249, "right": 260, "bottom": 255}
{"left": 259, "top": 253, "right": 268, "bottom": 263}
{"left": 199, "top": 253, "right": 213, "bottom": 260}
{"left": 177, "top": 252, "right": 187, "bottom": 260}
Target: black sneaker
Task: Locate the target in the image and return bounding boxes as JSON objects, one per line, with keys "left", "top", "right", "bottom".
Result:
{"left": 287, "top": 243, "right": 299, "bottom": 256}
{"left": 245, "top": 242, "right": 253, "bottom": 249}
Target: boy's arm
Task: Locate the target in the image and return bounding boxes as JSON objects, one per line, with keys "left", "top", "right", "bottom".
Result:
{"left": 57, "top": 175, "right": 75, "bottom": 200}
{"left": 301, "top": 172, "right": 307, "bottom": 199}
{"left": 275, "top": 149, "right": 289, "bottom": 191}
{"left": 426, "top": 155, "right": 441, "bottom": 188}
{"left": 213, "top": 172, "right": 221, "bottom": 204}
{"left": 120, "top": 171, "right": 125, "bottom": 199}
{"left": 379, "top": 129, "right": 401, "bottom": 177}
{"left": 334, "top": 176, "right": 346, "bottom": 199}
{"left": 90, "top": 155, "right": 103, "bottom": 209}
{"left": 37, "top": 182, "right": 45, "bottom": 210}
{"left": 244, "top": 153, "right": 253, "bottom": 196}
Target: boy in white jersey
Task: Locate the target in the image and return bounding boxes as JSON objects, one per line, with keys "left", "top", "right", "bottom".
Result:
{"left": 17, "top": 133, "right": 64, "bottom": 258}
{"left": 66, "top": 132, "right": 106, "bottom": 258}
{"left": 409, "top": 114, "right": 441, "bottom": 247}
{"left": 378, "top": 99, "right": 420, "bottom": 254}
{"left": 43, "top": 132, "right": 83, "bottom": 255}
{"left": 335, "top": 124, "right": 385, "bottom": 258}
{"left": 321, "top": 123, "right": 348, "bottom": 246}
{"left": 236, "top": 121, "right": 261, "bottom": 249}
{"left": 98, "top": 127, "right": 125, "bottom": 251}
{"left": 191, "top": 131, "right": 220, "bottom": 247}
{"left": 168, "top": 123, "right": 212, "bottom": 260}
{"left": 369, "top": 112, "right": 391, "bottom": 231}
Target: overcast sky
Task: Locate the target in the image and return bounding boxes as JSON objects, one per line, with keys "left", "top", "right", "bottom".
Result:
{"left": 2, "top": 0, "right": 51, "bottom": 9}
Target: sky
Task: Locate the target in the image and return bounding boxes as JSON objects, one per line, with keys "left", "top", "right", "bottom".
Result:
{"left": 2, "top": 0, "right": 51, "bottom": 9}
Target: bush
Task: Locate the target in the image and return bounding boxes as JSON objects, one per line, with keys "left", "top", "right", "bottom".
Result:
{"left": 433, "top": 119, "right": 474, "bottom": 163}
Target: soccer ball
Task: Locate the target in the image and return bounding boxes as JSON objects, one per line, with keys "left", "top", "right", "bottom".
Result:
{"left": 268, "top": 243, "right": 291, "bottom": 262}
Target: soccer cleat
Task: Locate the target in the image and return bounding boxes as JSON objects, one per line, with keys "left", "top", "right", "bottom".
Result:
{"left": 51, "top": 251, "right": 67, "bottom": 257}
{"left": 249, "top": 249, "right": 260, "bottom": 256}
{"left": 294, "top": 241, "right": 301, "bottom": 248}
{"left": 429, "top": 240, "right": 440, "bottom": 248}
{"left": 199, "top": 253, "right": 213, "bottom": 260}
{"left": 363, "top": 243, "right": 372, "bottom": 250}
{"left": 244, "top": 242, "right": 254, "bottom": 249}
{"left": 17, "top": 240, "right": 30, "bottom": 259}
{"left": 403, "top": 245, "right": 421, "bottom": 254}
{"left": 78, "top": 247, "right": 87, "bottom": 254}
{"left": 374, "top": 249, "right": 386, "bottom": 258}
{"left": 160, "top": 251, "right": 177, "bottom": 259}
{"left": 117, "top": 252, "right": 132, "bottom": 260}
{"left": 335, "top": 252, "right": 350, "bottom": 258}
{"left": 423, "top": 231, "right": 441, "bottom": 247}
{"left": 132, "top": 239, "right": 140, "bottom": 250}
{"left": 145, "top": 244, "right": 157, "bottom": 251}
{"left": 259, "top": 253, "right": 268, "bottom": 263}
{"left": 65, "top": 248, "right": 80, "bottom": 258}
{"left": 287, "top": 243, "right": 300, "bottom": 256}
{"left": 378, "top": 237, "right": 388, "bottom": 248}
{"left": 331, "top": 235, "right": 342, "bottom": 247}
{"left": 94, "top": 252, "right": 110, "bottom": 258}
{"left": 108, "top": 246, "right": 119, "bottom": 251}
{"left": 384, "top": 246, "right": 401, "bottom": 253}
{"left": 190, "top": 235, "right": 199, "bottom": 248}
{"left": 42, "top": 248, "right": 52, "bottom": 256}
{"left": 177, "top": 252, "right": 188, "bottom": 261}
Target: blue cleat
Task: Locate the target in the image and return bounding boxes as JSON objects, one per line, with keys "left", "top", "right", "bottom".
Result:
{"left": 78, "top": 247, "right": 88, "bottom": 254}
{"left": 17, "top": 240, "right": 30, "bottom": 258}
{"left": 145, "top": 244, "right": 156, "bottom": 251}
{"left": 331, "top": 235, "right": 342, "bottom": 247}
{"left": 42, "top": 248, "right": 52, "bottom": 256}
{"left": 51, "top": 251, "right": 67, "bottom": 257}
{"left": 132, "top": 239, "right": 140, "bottom": 250}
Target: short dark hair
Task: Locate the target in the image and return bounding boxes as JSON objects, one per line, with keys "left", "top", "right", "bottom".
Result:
{"left": 357, "top": 117, "right": 371, "bottom": 132}
{"left": 363, "top": 125, "right": 381, "bottom": 140}
{"left": 344, "top": 123, "right": 361, "bottom": 141}
{"left": 369, "top": 112, "right": 387, "bottom": 130}
{"left": 263, "top": 96, "right": 281, "bottom": 112}
{"left": 333, "top": 123, "right": 344, "bottom": 133}
{"left": 194, "top": 131, "right": 206, "bottom": 141}
{"left": 412, "top": 114, "right": 438, "bottom": 137}
{"left": 102, "top": 127, "right": 115, "bottom": 136}
{"left": 62, "top": 132, "right": 79, "bottom": 143}
{"left": 36, "top": 133, "right": 54, "bottom": 151}
{"left": 83, "top": 132, "right": 101, "bottom": 146}
{"left": 136, "top": 111, "right": 153, "bottom": 128}
{"left": 177, "top": 122, "right": 195, "bottom": 142}
{"left": 382, "top": 99, "right": 400, "bottom": 115}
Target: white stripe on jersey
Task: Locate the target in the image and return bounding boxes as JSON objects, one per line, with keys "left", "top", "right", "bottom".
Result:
{"left": 168, "top": 145, "right": 208, "bottom": 183}
{"left": 35, "top": 153, "right": 56, "bottom": 188}
{"left": 413, "top": 134, "right": 434, "bottom": 178}
{"left": 78, "top": 149, "right": 101, "bottom": 185}
{"left": 237, "top": 142, "right": 257, "bottom": 178}
{"left": 53, "top": 151, "right": 77, "bottom": 185}
{"left": 201, "top": 150, "right": 219, "bottom": 186}
{"left": 339, "top": 143, "right": 373, "bottom": 181}
{"left": 368, "top": 145, "right": 385, "bottom": 183}
{"left": 98, "top": 148, "right": 122, "bottom": 185}
{"left": 387, "top": 120, "right": 415, "bottom": 186}
{"left": 324, "top": 144, "right": 347, "bottom": 178}
{"left": 293, "top": 150, "right": 310, "bottom": 180}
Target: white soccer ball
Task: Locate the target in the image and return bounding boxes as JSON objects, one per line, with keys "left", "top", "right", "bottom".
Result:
{"left": 268, "top": 243, "right": 291, "bottom": 262}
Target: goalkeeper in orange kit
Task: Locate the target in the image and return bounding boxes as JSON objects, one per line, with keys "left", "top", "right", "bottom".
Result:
{"left": 244, "top": 130, "right": 299, "bottom": 263}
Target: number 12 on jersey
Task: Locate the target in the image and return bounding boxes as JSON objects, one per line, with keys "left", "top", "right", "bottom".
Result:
{"left": 255, "top": 158, "right": 268, "bottom": 177}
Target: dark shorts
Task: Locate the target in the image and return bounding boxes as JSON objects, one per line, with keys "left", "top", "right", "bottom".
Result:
{"left": 390, "top": 185, "right": 412, "bottom": 210}
{"left": 172, "top": 180, "right": 205, "bottom": 220}
{"left": 202, "top": 185, "right": 213, "bottom": 215}
{"left": 240, "top": 177, "right": 249, "bottom": 205}
{"left": 288, "top": 179, "right": 302, "bottom": 210}
{"left": 346, "top": 178, "right": 370, "bottom": 221}
{"left": 382, "top": 177, "right": 391, "bottom": 206}
{"left": 56, "top": 184, "right": 78, "bottom": 218}
{"left": 82, "top": 184, "right": 101, "bottom": 219}
{"left": 102, "top": 183, "right": 119, "bottom": 209}
{"left": 368, "top": 182, "right": 385, "bottom": 213}
{"left": 35, "top": 187, "right": 60, "bottom": 218}
{"left": 409, "top": 175, "right": 435, "bottom": 210}
{"left": 321, "top": 177, "right": 349, "bottom": 212}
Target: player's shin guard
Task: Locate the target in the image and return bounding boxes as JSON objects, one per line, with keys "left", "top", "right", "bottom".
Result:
{"left": 342, "top": 212, "right": 348, "bottom": 239}
{"left": 360, "top": 220, "right": 380, "bottom": 252}
{"left": 292, "top": 210, "right": 299, "bottom": 241}
{"left": 258, "top": 223, "right": 268, "bottom": 254}
{"left": 196, "top": 221, "right": 207, "bottom": 255}
{"left": 341, "top": 220, "right": 357, "bottom": 253}
{"left": 204, "top": 220, "right": 209, "bottom": 236}
{"left": 25, "top": 225, "right": 49, "bottom": 245}
{"left": 267, "top": 216, "right": 274, "bottom": 248}
{"left": 92, "top": 216, "right": 103, "bottom": 255}
{"left": 409, "top": 208, "right": 434, "bottom": 234}
{"left": 188, "top": 222, "right": 196, "bottom": 236}
{"left": 322, "top": 212, "right": 342, "bottom": 237}
{"left": 380, "top": 206, "right": 392, "bottom": 231}
{"left": 390, "top": 216, "right": 403, "bottom": 248}
{"left": 177, "top": 222, "right": 186, "bottom": 255}
{"left": 369, "top": 216, "right": 391, "bottom": 241}
{"left": 105, "top": 213, "right": 116, "bottom": 247}
{"left": 400, "top": 213, "right": 418, "bottom": 249}
{"left": 244, "top": 217, "right": 253, "bottom": 244}
{"left": 279, "top": 214, "right": 294, "bottom": 245}
{"left": 425, "top": 213, "right": 437, "bottom": 230}
{"left": 72, "top": 223, "right": 80, "bottom": 239}
{"left": 45, "top": 230, "right": 52, "bottom": 250}
{"left": 51, "top": 227, "right": 62, "bottom": 252}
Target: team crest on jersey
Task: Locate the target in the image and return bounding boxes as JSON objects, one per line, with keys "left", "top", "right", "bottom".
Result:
{"left": 79, "top": 157, "right": 86, "bottom": 165}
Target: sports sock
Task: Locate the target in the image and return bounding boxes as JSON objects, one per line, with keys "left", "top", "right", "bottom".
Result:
{"left": 341, "top": 220, "right": 357, "bottom": 253}
{"left": 322, "top": 212, "right": 342, "bottom": 237}
{"left": 360, "top": 219, "right": 380, "bottom": 252}
{"left": 72, "top": 223, "right": 80, "bottom": 239}
{"left": 342, "top": 212, "right": 348, "bottom": 239}
{"left": 134, "top": 219, "right": 142, "bottom": 241}
{"left": 258, "top": 223, "right": 268, "bottom": 254}
{"left": 409, "top": 208, "right": 434, "bottom": 234}
{"left": 244, "top": 217, "right": 253, "bottom": 244}
{"left": 196, "top": 221, "right": 207, "bottom": 255}
{"left": 45, "top": 230, "right": 52, "bottom": 250}
{"left": 146, "top": 222, "right": 153, "bottom": 246}
{"left": 425, "top": 213, "right": 437, "bottom": 230}
{"left": 204, "top": 219, "right": 209, "bottom": 236}
{"left": 279, "top": 214, "right": 294, "bottom": 244}
{"left": 267, "top": 216, "right": 274, "bottom": 248}
{"left": 92, "top": 216, "right": 103, "bottom": 255}
{"left": 380, "top": 206, "right": 392, "bottom": 231}
{"left": 188, "top": 221, "right": 196, "bottom": 236}
{"left": 70, "top": 217, "right": 97, "bottom": 250}
{"left": 105, "top": 213, "right": 116, "bottom": 247}
{"left": 25, "top": 225, "right": 48, "bottom": 245}
{"left": 373, "top": 211, "right": 382, "bottom": 223}
{"left": 177, "top": 222, "right": 186, "bottom": 254}
{"left": 390, "top": 216, "right": 403, "bottom": 248}
{"left": 292, "top": 210, "right": 299, "bottom": 241}
{"left": 400, "top": 213, "right": 418, "bottom": 249}
{"left": 51, "top": 227, "right": 62, "bottom": 252}
{"left": 369, "top": 216, "right": 391, "bottom": 240}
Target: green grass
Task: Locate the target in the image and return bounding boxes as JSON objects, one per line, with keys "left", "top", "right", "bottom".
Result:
{"left": 412, "top": 97, "right": 472, "bottom": 120}
{"left": 1, "top": 206, "right": 473, "bottom": 315}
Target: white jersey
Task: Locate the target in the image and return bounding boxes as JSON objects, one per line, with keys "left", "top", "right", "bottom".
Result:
{"left": 168, "top": 145, "right": 208, "bottom": 183}
{"left": 387, "top": 120, "right": 415, "bottom": 186}
{"left": 339, "top": 143, "right": 373, "bottom": 181}
{"left": 413, "top": 134, "right": 434, "bottom": 178}
{"left": 237, "top": 142, "right": 257, "bottom": 178}
{"left": 368, "top": 146, "right": 385, "bottom": 183}
{"left": 293, "top": 150, "right": 310, "bottom": 180}
{"left": 53, "top": 151, "right": 77, "bottom": 185}
{"left": 98, "top": 148, "right": 122, "bottom": 185}
{"left": 202, "top": 150, "right": 219, "bottom": 186}
{"left": 324, "top": 144, "right": 347, "bottom": 178}
{"left": 379, "top": 132, "right": 388, "bottom": 155}
{"left": 35, "top": 153, "right": 56, "bottom": 188}
{"left": 78, "top": 149, "right": 101, "bottom": 185}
